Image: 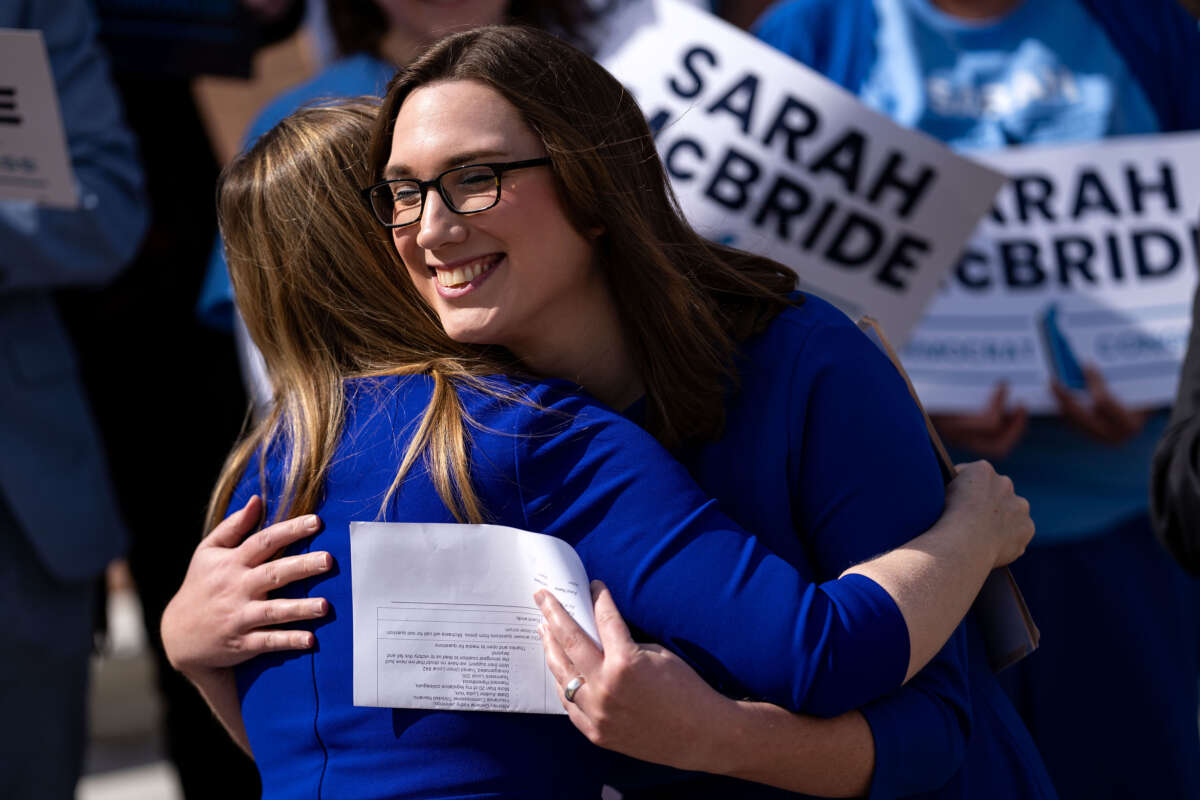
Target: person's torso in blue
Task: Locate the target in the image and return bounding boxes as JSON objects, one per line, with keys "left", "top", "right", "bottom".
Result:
{"left": 756, "top": 0, "right": 1185, "bottom": 542}
{"left": 614, "top": 295, "right": 1055, "bottom": 798}
{"left": 197, "top": 53, "right": 395, "bottom": 330}
{"left": 233, "top": 299, "right": 945, "bottom": 799}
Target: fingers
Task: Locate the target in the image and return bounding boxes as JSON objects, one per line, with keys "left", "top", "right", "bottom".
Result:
{"left": 241, "top": 514, "right": 323, "bottom": 567}
{"left": 534, "top": 589, "right": 603, "bottom": 675}
{"left": 988, "top": 406, "right": 1028, "bottom": 458}
{"left": 1084, "top": 366, "right": 1148, "bottom": 439}
{"left": 238, "top": 628, "right": 317, "bottom": 655}
{"left": 204, "top": 495, "right": 264, "bottom": 548}
{"left": 1052, "top": 367, "right": 1148, "bottom": 444}
{"left": 247, "top": 551, "right": 333, "bottom": 594}
{"left": 539, "top": 622, "right": 579, "bottom": 688}
{"left": 240, "top": 597, "right": 329, "bottom": 631}
{"left": 590, "top": 581, "right": 630, "bottom": 655}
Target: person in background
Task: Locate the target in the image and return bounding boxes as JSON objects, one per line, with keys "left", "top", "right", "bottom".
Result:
{"left": 0, "top": 1, "right": 147, "bottom": 798}
{"left": 1152, "top": 282, "right": 1200, "bottom": 574}
{"left": 755, "top": 0, "right": 1200, "bottom": 796}
{"left": 59, "top": 2, "right": 309, "bottom": 797}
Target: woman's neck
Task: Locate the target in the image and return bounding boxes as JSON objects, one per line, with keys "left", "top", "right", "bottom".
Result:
{"left": 929, "top": 0, "right": 1024, "bottom": 19}
{"left": 508, "top": 279, "right": 644, "bottom": 411}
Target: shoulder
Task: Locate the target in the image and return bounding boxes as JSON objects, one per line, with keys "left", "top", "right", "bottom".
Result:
{"left": 245, "top": 54, "right": 393, "bottom": 145}
{"left": 744, "top": 292, "right": 881, "bottom": 374}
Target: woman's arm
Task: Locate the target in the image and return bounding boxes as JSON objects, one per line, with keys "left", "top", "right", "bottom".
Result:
{"left": 536, "top": 460, "right": 1032, "bottom": 795}
{"left": 845, "top": 460, "right": 1031, "bottom": 682}
{"left": 160, "top": 495, "right": 333, "bottom": 751}
{"left": 538, "top": 582, "right": 875, "bottom": 797}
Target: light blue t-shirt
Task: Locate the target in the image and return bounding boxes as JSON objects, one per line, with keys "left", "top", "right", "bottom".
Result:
{"left": 758, "top": 0, "right": 1172, "bottom": 542}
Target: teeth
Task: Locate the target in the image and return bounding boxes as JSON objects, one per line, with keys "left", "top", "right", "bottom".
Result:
{"left": 436, "top": 256, "right": 497, "bottom": 287}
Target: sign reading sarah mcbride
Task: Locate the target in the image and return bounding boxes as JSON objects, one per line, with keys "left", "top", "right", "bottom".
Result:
{"left": 590, "top": 0, "right": 1005, "bottom": 342}
{"left": 901, "top": 132, "right": 1200, "bottom": 413}
{"left": 0, "top": 29, "right": 77, "bottom": 208}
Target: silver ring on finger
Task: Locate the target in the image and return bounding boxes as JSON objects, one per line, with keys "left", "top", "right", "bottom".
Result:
{"left": 564, "top": 675, "right": 586, "bottom": 704}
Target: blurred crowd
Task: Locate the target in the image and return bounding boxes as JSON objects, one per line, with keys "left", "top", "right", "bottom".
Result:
{"left": 2, "top": 1, "right": 1198, "bottom": 799}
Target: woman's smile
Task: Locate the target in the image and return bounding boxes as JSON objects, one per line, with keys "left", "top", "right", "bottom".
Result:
{"left": 430, "top": 253, "right": 504, "bottom": 296}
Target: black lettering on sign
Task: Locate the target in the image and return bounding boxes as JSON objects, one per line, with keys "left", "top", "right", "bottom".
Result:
{"left": 800, "top": 198, "right": 838, "bottom": 251}
{"left": 1132, "top": 228, "right": 1181, "bottom": 278}
{"left": 876, "top": 233, "right": 930, "bottom": 290}
{"left": 1000, "top": 240, "right": 1046, "bottom": 288}
{"left": 1012, "top": 174, "right": 1055, "bottom": 224}
{"left": 0, "top": 87, "right": 18, "bottom": 126}
{"left": 664, "top": 138, "right": 704, "bottom": 182}
{"left": 761, "top": 95, "right": 821, "bottom": 163}
{"left": 704, "top": 147, "right": 760, "bottom": 211}
{"left": 955, "top": 248, "right": 992, "bottom": 290}
{"left": 1053, "top": 236, "right": 1097, "bottom": 287}
{"left": 809, "top": 129, "right": 867, "bottom": 194}
{"left": 752, "top": 174, "right": 812, "bottom": 237}
{"left": 1127, "top": 163, "right": 1179, "bottom": 214}
{"left": 707, "top": 73, "right": 759, "bottom": 134}
{"left": 669, "top": 46, "right": 717, "bottom": 100}
{"left": 646, "top": 108, "right": 672, "bottom": 138}
{"left": 865, "top": 152, "right": 935, "bottom": 219}
{"left": 1105, "top": 232, "right": 1125, "bottom": 281}
{"left": 823, "top": 211, "right": 883, "bottom": 268}
{"left": 1070, "top": 169, "right": 1119, "bottom": 219}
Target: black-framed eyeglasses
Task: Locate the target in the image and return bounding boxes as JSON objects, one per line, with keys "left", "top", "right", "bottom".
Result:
{"left": 360, "top": 157, "right": 552, "bottom": 229}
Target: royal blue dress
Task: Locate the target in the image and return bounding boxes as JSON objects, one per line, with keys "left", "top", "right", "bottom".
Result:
{"left": 616, "top": 296, "right": 1055, "bottom": 798}
{"left": 232, "top": 295, "right": 961, "bottom": 798}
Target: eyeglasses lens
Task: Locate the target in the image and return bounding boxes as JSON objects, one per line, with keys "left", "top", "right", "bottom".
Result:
{"left": 371, "top": 165, "right": 500, "bottom": 227}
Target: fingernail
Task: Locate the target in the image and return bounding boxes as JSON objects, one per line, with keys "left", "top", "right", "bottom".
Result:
{"left": 536, "top": 624, "right": 547, "bottom": 639}
{"left": 317, "top": 553, "right": 332, "bottom": 569}
{"left": 533, "top": 590, "right": 546, "bottom": 606}
{"left": 306, "top": 515, "right": 320, "bottom": 531}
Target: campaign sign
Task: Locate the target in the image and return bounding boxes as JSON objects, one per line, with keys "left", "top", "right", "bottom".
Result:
{"left": 901, "top": 132, "right": 1200, "bottom": 413}
{"left": 0, "top": 29, "right": 77, "bottom": 208}
{"left": 590, "top": 0, "right": 1005, "bottom": 342}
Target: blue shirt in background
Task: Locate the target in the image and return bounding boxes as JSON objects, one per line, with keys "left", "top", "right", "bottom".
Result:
{"left": 756, "top": 0, "right": 1200, "bottom": 541}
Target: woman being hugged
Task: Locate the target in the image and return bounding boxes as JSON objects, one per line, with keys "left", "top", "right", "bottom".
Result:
{"left": 165, "top": 29, "right": 1042, "bottom": 800}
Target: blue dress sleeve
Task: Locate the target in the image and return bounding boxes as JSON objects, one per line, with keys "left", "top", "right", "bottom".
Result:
{"left": 784, "top": 317, "right": 970, "bottom": 796}
{"left": 513, "top": 385, "right": 910, "bottom": 715}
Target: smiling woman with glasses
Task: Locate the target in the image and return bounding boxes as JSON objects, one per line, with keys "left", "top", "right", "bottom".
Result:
{"left": 361, "top": 157, "right": 550, "bottom": 227}
{"left": 165, "top": 26, "right": 1047, "bottom": 800}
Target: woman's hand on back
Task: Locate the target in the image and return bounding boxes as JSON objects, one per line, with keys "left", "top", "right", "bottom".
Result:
{"left": 945, "top": 460, "right": 1035, "bottom": 567}
{"left": 534, "top": 581, "right": 738, "bottom": 774}
{"left": 161, "top": 495, "right": 332, "bottom": 677}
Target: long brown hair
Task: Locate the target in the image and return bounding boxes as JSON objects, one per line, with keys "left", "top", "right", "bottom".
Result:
{"left": 369, "top": 26, "right": 800, "bottom": 449}
{"left": 208, "top": 100, "right": 516, "bottom": 532}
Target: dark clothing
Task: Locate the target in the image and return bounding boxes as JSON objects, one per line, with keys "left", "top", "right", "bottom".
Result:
{"left": 1151, "top": 285, "right": 1200, "bottom": 575}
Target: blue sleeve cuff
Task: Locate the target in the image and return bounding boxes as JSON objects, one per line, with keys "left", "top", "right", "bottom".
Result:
{"left": 859, "top": 637, "right": 971, "bottom": 798}
{"left": 806, "top": 572, "right": 909, "bottom": 716}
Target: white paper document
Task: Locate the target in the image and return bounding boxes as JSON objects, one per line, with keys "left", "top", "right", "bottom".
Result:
{"left": 0, "top": 29, "right": 77, "bottom": 208}
{"left": 350, "top": 522, "right": 599, "bottom": 714}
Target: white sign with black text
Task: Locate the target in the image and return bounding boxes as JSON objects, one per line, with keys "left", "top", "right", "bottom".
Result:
{"left": 0, "top": 28, "right": 77, "bottom": 208}
{"left": 590, "top": 0, "right": 1006, "bottom": 342}
{"left": 901, "top": 132, "right": 1200, "bottom": 413}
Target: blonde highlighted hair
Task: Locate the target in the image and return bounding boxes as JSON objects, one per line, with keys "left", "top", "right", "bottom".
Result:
{"left": 207, "top": 100, "right": 516, "bottom": 533}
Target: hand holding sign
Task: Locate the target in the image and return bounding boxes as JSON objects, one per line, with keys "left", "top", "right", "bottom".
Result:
{"left": 1051, "top": 365, "right": 1151, "bottom": 446}
{"left": 932, "top": 383, "right": 1030, "bottom": 460}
